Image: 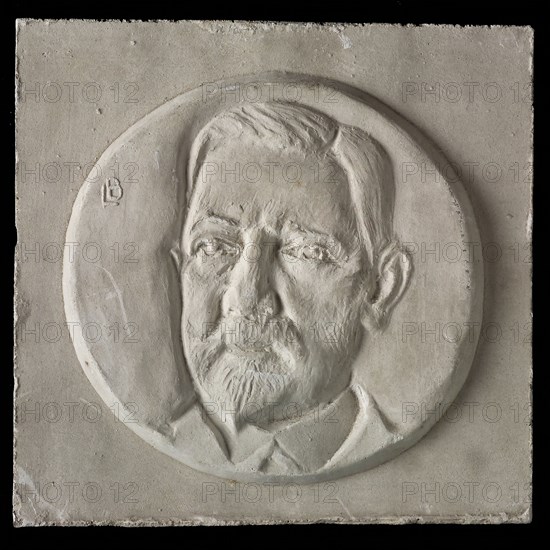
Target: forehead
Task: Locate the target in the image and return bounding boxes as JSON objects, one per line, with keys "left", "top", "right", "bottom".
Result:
{"left": 187, "top": 140, "right": 356, "bottom": 236}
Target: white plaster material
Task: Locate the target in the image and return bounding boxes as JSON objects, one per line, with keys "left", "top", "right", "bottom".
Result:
{"left": 14, "top": 20, "right": 532, "bottom": 525}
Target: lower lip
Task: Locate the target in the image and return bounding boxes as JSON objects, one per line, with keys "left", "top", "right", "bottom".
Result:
{"left": 228, "top": 345, "right": 272, "bottom": 356}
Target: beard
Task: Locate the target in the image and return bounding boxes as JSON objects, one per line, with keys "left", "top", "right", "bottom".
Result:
{"left": 184, "top": 316, "right": 308, "bottom": 427}
{"left": 182, "top": 309, "right": 365, "bottom": 429}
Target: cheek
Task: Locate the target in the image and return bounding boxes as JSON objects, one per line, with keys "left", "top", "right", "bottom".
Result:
{"left": 181, "top": 261, "right": 229, "bottom": 326}
{"left": 277, "top": 264, "right": 365, "bottom": 327}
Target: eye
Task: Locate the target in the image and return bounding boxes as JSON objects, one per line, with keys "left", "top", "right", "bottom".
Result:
{"left": 281, "top": 243, "right": 336, "bottom": 264}
{"left": 194, "top": 237, "right": 240, "bottom": 258}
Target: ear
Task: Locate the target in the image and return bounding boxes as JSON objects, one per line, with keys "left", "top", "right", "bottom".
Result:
{"left": 362, "top": 241, "right": 413, "bottom": 332}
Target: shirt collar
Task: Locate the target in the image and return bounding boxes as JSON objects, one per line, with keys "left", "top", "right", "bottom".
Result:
{"left": 203, "top": 385, "right": 361, "bottom": 474}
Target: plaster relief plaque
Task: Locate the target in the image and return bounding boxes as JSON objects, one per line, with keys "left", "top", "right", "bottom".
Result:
{"left": 63, "top": 74, "right": 483, "bottom": 482}
{"left": 16, "top": 21, "right": 532, "bottom": 525}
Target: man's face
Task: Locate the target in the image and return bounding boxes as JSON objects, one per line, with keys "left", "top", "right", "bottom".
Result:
{"left": 181, "top": 139, "right": 370, "bottom": 427}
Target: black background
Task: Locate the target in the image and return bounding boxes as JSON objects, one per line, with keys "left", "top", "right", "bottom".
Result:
{"left": 6, "top": 0, "right": 543, "bottom": 546}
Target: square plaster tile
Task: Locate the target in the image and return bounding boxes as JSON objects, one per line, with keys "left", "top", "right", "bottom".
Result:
{"left": 14, "top": 20, "right": 532, "bottom": 525}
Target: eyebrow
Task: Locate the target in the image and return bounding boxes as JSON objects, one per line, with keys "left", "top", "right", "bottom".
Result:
{"left": 190, "top": 214, "right": 240, "bottom": 233}
{"left": 188, "top": 214, "right": 346, "bottom": 249}
{"left": 283, "top": 223, "right": 344, "bottom": 248}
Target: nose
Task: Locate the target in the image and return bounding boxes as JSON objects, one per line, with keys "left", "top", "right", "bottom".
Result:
{"left": 222, "top": 237, "right": 281, "bottom": 319}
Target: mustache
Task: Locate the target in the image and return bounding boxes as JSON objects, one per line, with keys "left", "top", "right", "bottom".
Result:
{"left": 200, "top": 316, "right": 303, "bottom": 350}
{"left": 188, "top": 314, "right": 307, "bottom": 385}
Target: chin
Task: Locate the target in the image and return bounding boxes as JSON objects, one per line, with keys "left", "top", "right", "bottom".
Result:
{"left": 192, "top": 351, "right": 304, "bottom": 424}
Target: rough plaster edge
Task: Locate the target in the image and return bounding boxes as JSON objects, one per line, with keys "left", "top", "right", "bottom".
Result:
{"left": 14, "top": 508, "right": 532, "bottom": 527}
{"left": 14, "top": 19, "right": 534, "bottom": 34}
